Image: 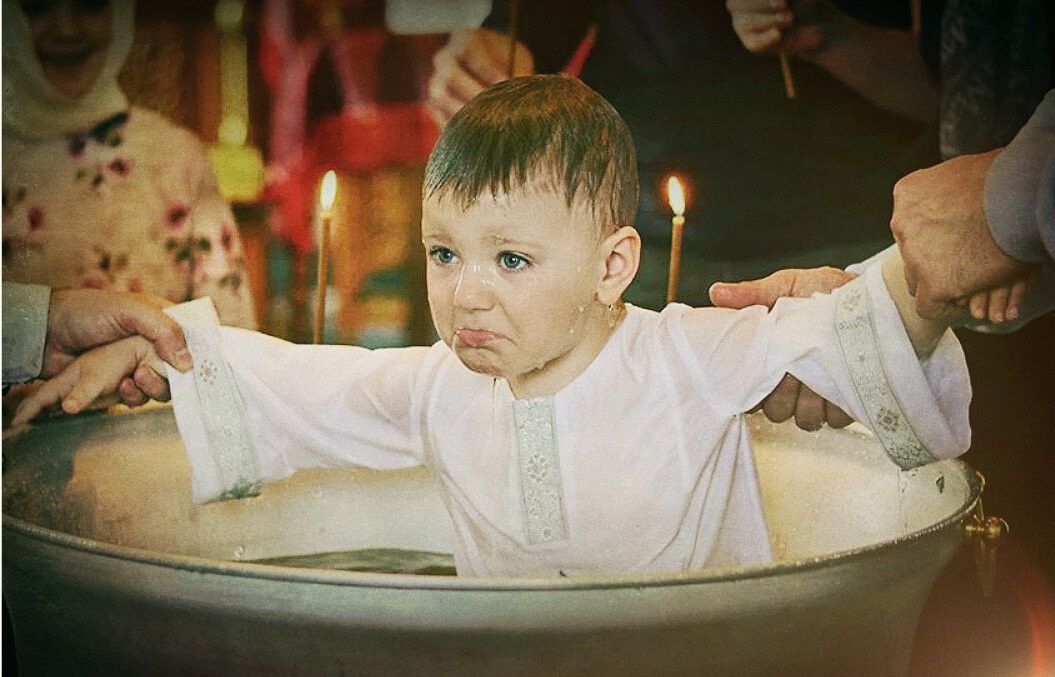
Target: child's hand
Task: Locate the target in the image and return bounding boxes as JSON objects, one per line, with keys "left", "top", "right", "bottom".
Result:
{"left": 966, "top": 268, "right": 1038, "bottom": 324}
{"left": 11, "top": 335, "right": 169, "bottom": 427}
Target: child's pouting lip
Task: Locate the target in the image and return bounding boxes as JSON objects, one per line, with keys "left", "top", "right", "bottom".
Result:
{"left": 454, "top": 327, "right": 504, "bottom": 348}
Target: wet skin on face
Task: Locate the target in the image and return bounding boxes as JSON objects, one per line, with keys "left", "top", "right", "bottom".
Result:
{"left": 422, "top": 185, "right": 616, "bottom": 398}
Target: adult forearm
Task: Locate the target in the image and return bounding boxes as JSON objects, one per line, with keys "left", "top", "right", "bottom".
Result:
{"left": 805, "top": 16, "right": 938, "bottom": 123}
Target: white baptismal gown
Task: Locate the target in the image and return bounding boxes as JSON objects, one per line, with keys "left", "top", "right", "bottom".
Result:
{"left": 164, "top": 261, "right": 970, "bottom": 577}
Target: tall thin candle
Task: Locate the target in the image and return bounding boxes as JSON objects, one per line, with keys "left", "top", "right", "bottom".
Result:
{"left": 507, "top": 0, "right": 520, "bottom": 78}
{"left": 779, "top": 50, "right": 796, "bottom": 99}
{"left": 666, "top": 175, "right": 686, "bottom": 304}
{"left": 313, "top": 170, "right": 337, "bottom": 344}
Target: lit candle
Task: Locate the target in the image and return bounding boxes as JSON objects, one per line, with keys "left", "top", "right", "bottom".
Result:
{"left": 313, "top": 170, "right": 337, "bottom": 344}
{"left": 665, "top": 175, "right": 686, "bottom": 305}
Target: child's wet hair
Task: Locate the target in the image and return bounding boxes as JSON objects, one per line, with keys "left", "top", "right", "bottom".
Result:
{"left": 424, "top": 75, "right": 639, "bottom": 229}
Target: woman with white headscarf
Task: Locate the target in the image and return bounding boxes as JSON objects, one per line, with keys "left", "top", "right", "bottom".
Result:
{"left": 2, "top": 0, "right": 257, "bottom": 328}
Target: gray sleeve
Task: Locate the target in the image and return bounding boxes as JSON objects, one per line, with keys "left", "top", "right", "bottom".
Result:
{"left": 985, "top": 89, "right": 1055, "bottom": 265}
{"left": 2, "top": 283, "right": 51, "bottom": 384}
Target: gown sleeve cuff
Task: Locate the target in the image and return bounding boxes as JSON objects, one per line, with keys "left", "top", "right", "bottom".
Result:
{"left": 834, "top": 262, "right": 971, "bottom": 469}
{"left": 164, "top": 297, "right": 261, "bottom": 503}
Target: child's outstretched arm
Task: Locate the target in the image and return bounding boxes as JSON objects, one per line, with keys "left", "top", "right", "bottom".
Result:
{"left": 11, "top": 335, "right": 169, "bottom": 426}
{"left": 882, "top": 251, "right": 951, "bottom": 358}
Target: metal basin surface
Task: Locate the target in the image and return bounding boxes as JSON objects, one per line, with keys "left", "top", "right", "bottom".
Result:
{"left": 2, "top": 406, "right": 979, "bottom": 675}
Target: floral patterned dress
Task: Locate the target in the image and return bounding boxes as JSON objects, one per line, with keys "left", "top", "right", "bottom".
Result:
{"left": 2, "top": 107, "right": 256, "bottom": 328}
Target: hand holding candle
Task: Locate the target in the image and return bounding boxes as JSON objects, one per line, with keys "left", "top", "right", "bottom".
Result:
{"left": 666, "top": 175, "right": 686, "bottom": 305}
{"left": 725, "top": 0, "right": 798, "bottom": 98}
{"left": 313, "top": 170, "right": 337, "bottom": 344}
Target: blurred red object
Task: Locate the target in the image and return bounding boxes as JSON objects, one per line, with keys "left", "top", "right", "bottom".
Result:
{"left": 910, "top": 535, "right": 1055, "bottom": 677}
{"left": 312, "top": 103, "right": 439, "bottom": 173}
{"left": 261, "top": 102, "right": 437, "bottom": 254}
{"left": 258, "top": 0, "right": 439, "bottom": 254}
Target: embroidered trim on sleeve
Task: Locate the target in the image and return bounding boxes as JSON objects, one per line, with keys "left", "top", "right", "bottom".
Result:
{"left": 834, "top": 280, "right": 937, "bottom": 470}
{"left": 177, "top": 299, "right": 261, "bottom": 500}
{"left": 512, "top": 396, "right": 569, "bottom": 545}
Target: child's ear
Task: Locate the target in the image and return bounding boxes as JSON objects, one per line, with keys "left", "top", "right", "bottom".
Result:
{"left": 596, "top": 226, "right": 641, "bottom": 305}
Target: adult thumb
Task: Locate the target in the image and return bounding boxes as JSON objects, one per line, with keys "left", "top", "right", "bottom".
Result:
{"left": 709, "top": 276, "right": 788, "bottom": 310}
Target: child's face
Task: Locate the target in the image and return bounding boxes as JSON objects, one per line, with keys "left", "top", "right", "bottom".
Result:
{"left": 423, "top": 183, "right": 613, "bottom": 392}
{"left": 24, "top": 0, "right": 113, "bottom": 100}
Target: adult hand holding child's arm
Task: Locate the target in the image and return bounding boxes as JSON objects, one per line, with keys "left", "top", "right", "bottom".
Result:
{"left": 11, "top": 336, "right": 169, "bottom": 427}
{"left": 44, "top": 288, "right": 191, "bottom": 378}
{"left": 709, "top": 266, "right": 857, "bottom": 430}
{"left": 698, "top": 248, "right": 972, "bottom": 468}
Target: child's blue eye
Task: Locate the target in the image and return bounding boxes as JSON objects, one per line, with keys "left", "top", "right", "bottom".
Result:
{"left": 429, "top": 247, "right": 456, "bottom": 265}
{"left": 499, "top": 252, "right": 529, "bottom": 270}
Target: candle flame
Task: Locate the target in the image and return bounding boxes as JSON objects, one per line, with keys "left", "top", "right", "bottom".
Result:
{"left": 319, "top": 170, "right": 337, "bottom": 212}
{"left": 666, "top": 175, "right": 685, "bottom": 217}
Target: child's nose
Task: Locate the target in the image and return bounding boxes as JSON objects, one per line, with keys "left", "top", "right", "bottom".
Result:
{"left": 453, "top": 264, "right": 494, "bottom": 310}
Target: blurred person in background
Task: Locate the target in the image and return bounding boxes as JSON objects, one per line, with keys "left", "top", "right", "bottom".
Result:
{"left": 2, "top": 0, "right": 257, "bottom": 328}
